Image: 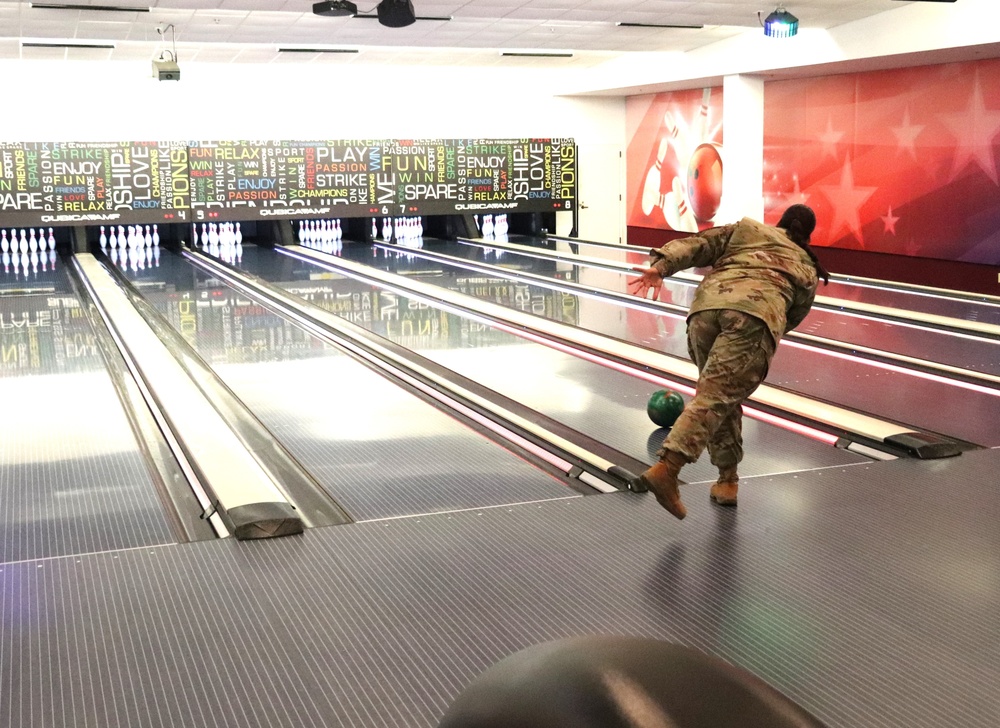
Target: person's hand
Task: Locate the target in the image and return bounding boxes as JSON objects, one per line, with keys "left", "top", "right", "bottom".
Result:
{"left": 627, "top": 267, "right": 664, "bottom": 301}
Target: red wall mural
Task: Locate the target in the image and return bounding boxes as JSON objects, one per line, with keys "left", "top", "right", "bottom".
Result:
{"left": 626, "top": 87, "right": 724, "bottom": 234}
{"left": 764, "top": 58, "right": 1000, "bottom": 266}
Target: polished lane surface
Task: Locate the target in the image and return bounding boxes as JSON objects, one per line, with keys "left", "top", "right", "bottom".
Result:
{"left": 469, "top": 237, "right": 1000, "bottom": 378}
{"left": 0, "top": 262, "right": 177, "bottom": 563}
{"left": 221, "top": 243, "right": 869, "bottom": 486}
{"left": 352, "top": 239, "right": 1000, "bottom": 447}
{"left": 562, "top": 235, "right": 1000, "bottom": 327}
{"left": 113, "top": 248, "right": 578, "bottom": 521}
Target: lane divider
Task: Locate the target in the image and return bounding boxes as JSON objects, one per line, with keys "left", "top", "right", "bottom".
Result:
{"left": 73, "top": 254, "right": 304, "bottom": 540}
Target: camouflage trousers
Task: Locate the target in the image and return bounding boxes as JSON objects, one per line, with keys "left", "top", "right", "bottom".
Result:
{"left": 660, "top": 309, "right": 776, "bottom": 470}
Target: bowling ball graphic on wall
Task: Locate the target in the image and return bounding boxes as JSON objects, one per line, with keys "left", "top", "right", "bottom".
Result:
{"left": 686, "top": 142, "right": 723, "bottom": 222}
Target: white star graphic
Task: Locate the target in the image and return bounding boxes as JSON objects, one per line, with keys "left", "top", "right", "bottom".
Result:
{"left": 781, "top": 175, "right": 810, "bottom": 207}
{"left": 817, "top": 157, "right": 878, "bottom": 245}
{"left": 819, "top": 118, "right": 844, "bottom": 159}
{"left": 940, "top": 71, "right": 1000, "bottom": 185}
{"left": 881, "top": 206, "right": 900, "bottom": 235}
{"left": 891, "top": 108, "right": 924, "bottom": 160}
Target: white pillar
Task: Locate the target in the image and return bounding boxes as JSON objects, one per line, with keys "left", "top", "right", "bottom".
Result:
{"left": 721, "top": 74, "right": 765, "bottom": 222}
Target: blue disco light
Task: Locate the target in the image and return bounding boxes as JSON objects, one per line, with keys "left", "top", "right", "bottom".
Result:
{"left": 764, "top": 7, "right": 798, "bottom": 38}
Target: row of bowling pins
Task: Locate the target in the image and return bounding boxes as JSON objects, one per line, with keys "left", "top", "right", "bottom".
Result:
{"left": 476, "top": 214, "right": 509, "bottom": 238}
{"left": 299, "top": 218, "right": 342, "bottom": 246}
{"left": 108, "top": 244, "right": 161, "bottom": 273}
{"left": 374, "top": 216, "right": 423, "bottom": 241}
{"left": 2, "top": 249, "right": 57, "bottom": 277}
{"left": 299, "top": 218, "right": 342, "bottom": 254}
{"left": 1, "top": 228, "right": 57, "bottom": 255}
{"left": 100, "top": 224, "right": 160, "bottom": 250}
{"left": 192, "top": 222, "right": 242, "bottom": 248}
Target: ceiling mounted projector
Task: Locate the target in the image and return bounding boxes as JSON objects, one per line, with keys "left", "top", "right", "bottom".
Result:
{"left": 313, "top": 0, "right": 357, "bottom": 17}
{"left": 152, "top": 57, "right": 180, "bottom": 81}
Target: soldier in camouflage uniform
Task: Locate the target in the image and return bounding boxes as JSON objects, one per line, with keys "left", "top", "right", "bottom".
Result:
{"left": 627, "top": 204, "right": 829, "bottom": 519}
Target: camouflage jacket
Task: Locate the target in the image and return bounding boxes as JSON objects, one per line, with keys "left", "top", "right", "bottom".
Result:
{"left": 649, "top": 217, "right": 819, "bottom": 345}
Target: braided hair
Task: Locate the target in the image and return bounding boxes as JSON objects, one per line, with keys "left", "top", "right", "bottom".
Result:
{"left": 777, "top": 204, "right": 829, "bottom": 285}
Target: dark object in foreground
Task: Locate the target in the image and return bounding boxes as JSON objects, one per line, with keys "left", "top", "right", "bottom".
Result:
{"left": 437, "top": 635, "right": 828, "bottom": 727}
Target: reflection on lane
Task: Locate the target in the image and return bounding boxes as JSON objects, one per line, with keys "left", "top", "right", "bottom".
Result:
{"left": 0, "top": 268, "right": 176, "bottom": 563}
{"left": 124, "top": 250, "right": 577, "bottom": 521}
{"left": 432, "top": 238, "right": 1000, "bottom": 378}
{"left": 224, "top": 244, "right": 867, "bottom": 484}
{"left": 329, "top": 240, "right": 1000, "bottom": 448}
{"left": 559, "top": 235, "right": 1000, "bottom": 326}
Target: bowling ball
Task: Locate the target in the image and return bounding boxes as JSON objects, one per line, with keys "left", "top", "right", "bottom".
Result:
{"left": 646, "top": 389, "right": 685, "bottom": 428}
{"left": 686, "top": 143, "right": 723, "bottom": 222}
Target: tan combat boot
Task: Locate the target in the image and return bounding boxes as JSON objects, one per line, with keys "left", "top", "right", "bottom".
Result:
{"left": 710, "top": 466, "right": 738, "bottom": 507}
{"left": 634, "top": 450, "right": 688, "bottom": 519}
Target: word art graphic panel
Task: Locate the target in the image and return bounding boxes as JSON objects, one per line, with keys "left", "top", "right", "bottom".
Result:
{"left": 1, "top": 138, "right": 575, "bottom": 228}
{"left": 186, "top": 138, "right": 576, "bottom": 222}
{"left": 0, "top": 141, "right": 190, "bottom": 227}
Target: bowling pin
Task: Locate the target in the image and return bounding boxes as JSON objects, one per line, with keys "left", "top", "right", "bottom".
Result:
{"left": 99, "top": 226, "right": 107, "bottom": 249}
{"left": 641, "top": 136, "right": 671, "bottom": 217}
{"left": 152, "top": 224, "right": 160, "bottom": 247}
{"left": 48, "top": 228, "right": 55, "bottom": 251}
{"left": 696, "top": 88, "right": 712, "bottom": 143}
{"left": 1, "top": 230, "right": 8, "bottom": 254}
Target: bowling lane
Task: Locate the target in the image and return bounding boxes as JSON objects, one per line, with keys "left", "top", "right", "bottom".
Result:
{"left": 222, "top": 243, "right": 868, "bottom": 486}
{"left": 112, "top": 249, "right": 578, "bottom": 521}
{"left": 0, "top": 264, "right": 178, "bottom": 564}
{"left": 560, "top": 235, "right": 1000, "bottom": 327}
{"left": 339, "top": 240, "right": 1000, "bottom": 447}
{"left": 454, "top": 237, "right": 1000, "bottom": 377}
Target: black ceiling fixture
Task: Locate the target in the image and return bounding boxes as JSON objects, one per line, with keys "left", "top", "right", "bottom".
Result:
{"left": 616, "top": 22, "right": 704, "bottom": 30}
{"left": 312, "top": 1, "right": 357, "bottom": 17}
{"left": 376, "top": 0, "right": 416, "bottom": 28}
{"left": 30, "top": 3, "right": 149, "bottom": 11}
{"left": 278, "top": 47, "right": 359, "bottom": 53}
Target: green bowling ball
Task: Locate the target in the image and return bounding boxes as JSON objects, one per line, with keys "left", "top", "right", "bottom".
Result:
{"left": 646, "top": 389, "right": 685, "bottom": 428}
